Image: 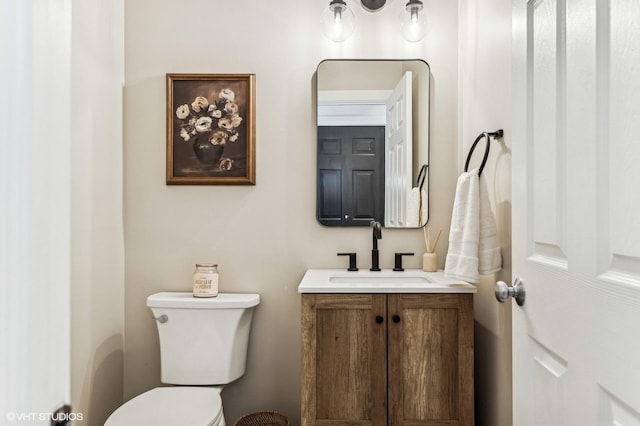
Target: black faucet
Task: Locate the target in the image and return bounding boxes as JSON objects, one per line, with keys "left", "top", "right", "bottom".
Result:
{"left": 370, "top": 221, "right": 382, "bottom": 271}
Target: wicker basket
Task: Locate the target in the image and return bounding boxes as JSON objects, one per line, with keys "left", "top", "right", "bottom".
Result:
{"left": 233, "top": 411, "right": 290, "bottom": 426}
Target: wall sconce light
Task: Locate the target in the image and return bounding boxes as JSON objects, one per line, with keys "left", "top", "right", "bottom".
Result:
{"left": 321, "top": 0, "right": 356, "bottom": 43}
{"left": 321, "top": 0, "right": 426, "bottom": 43}
{"left": 400, "top": 0, "right": 426, "bottom": 42}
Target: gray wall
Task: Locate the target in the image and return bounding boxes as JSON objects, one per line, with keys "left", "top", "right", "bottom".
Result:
{"left": 123, "top": 0, "right": 460, "bottom": 424}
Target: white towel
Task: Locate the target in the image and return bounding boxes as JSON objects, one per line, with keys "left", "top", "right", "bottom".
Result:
{"left": 444, "top": 170, "right": 480, "bottom": 282}
{"left": 444, "top": 169, "right": 501, "bottom": 283}
{"left": 478, "top": 172, "right": 502, "bottom": 275}
{"left": 406, "top": 187, "right": 428, "bottom": 228}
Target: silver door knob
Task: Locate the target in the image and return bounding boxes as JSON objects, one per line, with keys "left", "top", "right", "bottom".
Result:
{"left": 495, "top": 277, "right": 525, "bottom": 306}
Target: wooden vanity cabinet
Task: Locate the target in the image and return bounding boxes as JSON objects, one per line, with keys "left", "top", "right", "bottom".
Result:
{"left": 301, "top": 293, "right": 474, "bottom": 426}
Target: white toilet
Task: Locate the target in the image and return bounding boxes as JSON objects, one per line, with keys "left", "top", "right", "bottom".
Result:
{"left": 105, "top": 292, "right": 260, "bottom": 426}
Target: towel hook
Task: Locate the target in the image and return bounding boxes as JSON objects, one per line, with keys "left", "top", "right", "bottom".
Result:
{"left": 464, "top": 129, "right": 503, "bottom": 176}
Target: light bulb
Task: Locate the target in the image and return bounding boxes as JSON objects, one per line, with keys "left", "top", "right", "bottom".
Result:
{"left": 321, "top": 0, "right": 356, "bottom": 42}
{"left": 400, "top": 0, "right": 426, "bottom": 42}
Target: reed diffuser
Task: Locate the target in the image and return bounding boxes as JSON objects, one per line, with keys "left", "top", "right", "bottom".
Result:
{"left": 422, "top": 227, "right": 442, "bottom": 272}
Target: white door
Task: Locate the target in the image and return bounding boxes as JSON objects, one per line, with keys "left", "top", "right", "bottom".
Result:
{"left": 0, "top": 1, "right": 71, "bottom": 423}
{"left": 385, "top": 71, "right": 412, "bottom": 227}
{"left": 511, "top": 0, "right": 640, "bottom": 424}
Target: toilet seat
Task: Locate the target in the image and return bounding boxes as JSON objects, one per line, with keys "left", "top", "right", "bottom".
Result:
{"left": 105, "top": 387, "right": 223, "bottom": 426}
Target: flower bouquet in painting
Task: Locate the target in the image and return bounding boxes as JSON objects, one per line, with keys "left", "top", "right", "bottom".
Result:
{"left": 167, "top": 74, "right": 255, "bottom": 185}
{"left": 175, "top": 89, "right": 242, "bottom": 171}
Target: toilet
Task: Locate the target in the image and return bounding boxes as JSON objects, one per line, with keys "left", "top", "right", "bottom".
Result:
{"left": 105, "top": 292, "right": 260, "bottom": 426}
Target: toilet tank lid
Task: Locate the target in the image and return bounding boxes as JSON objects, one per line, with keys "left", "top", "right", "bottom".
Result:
{"left": 147, "top": 292, "right": 260, "bottom": 309}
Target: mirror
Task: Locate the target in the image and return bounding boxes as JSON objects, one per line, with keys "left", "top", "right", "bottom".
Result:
{"left": 316, "top": 59, "right": 430, "bottom": 228}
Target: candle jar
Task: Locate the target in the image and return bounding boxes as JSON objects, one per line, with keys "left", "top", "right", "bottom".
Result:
{"left": 193, "top": 263, "right": 219, "bottom": 297}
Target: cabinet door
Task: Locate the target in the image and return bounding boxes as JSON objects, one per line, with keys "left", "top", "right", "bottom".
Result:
{"left": 301, "top": 294, "right": 387, "bottom": 426}
{"left": 387, "top": 294, "right": 474, "bottom": 426}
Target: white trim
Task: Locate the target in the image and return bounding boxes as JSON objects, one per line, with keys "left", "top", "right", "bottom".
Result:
{"left": 317, "top": 90, "right": 390, "bottom": 126}
{"left": 317, "top": 89, "right": 391, "bottom": 104}
{"left": 317, "top": 104, "right": 387, "bottom": 126}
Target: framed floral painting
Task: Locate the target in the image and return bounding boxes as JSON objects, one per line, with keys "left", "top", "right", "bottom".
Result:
{"left": 166, "top": 73, "right": 255, "bottom": 185}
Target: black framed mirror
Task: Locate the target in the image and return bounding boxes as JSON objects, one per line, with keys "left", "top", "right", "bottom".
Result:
{"left": 316, "top": 59, "right": 430, "bottom": 228}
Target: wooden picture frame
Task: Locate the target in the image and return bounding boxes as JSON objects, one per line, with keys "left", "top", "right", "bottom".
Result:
{"left": 166, "top": 73, "right": 255, "bottom": 185}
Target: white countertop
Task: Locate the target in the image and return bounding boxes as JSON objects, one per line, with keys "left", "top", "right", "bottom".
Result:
{"left": 298, "top": 269, "right": 477, "bottom": 294}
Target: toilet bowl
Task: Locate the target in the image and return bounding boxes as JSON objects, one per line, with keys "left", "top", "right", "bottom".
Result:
{"left": 105, "top": 292, "right": 259, "bottom": 426}
{"left": 105, "top": 387, "right": 224, "bottom": 426}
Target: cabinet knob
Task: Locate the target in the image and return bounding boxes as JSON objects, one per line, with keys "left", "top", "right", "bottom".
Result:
{"left": 392, "top": 314, "right": 401, "bottom": 323}
{"left": 375, "top": 315, "right": 384, "bottom": 324}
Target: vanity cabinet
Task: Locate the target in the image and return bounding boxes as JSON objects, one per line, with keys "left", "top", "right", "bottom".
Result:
{"left": 301, "top": 293, "right": 474, "bottom": 426}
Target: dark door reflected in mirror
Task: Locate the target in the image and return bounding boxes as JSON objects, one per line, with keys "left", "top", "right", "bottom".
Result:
{"left": 316, "top": 59, "right": 430, "bottom": 228}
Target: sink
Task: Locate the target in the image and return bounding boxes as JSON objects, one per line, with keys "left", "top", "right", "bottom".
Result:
{"left": 329, "top": 274, "right": 431, "bottom": 284}
{"left": 298, "top": 269, "right": 476, "bottom": 294}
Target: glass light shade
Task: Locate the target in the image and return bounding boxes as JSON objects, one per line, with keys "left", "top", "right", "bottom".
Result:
{"left": 321, "top": 0, "right": 356, "bottom": 42}
{"left": 400, "top": 1, "right": 427, "bottom": 42}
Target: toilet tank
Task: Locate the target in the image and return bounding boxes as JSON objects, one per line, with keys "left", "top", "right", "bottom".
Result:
{"left": 147, "top": 292, "right": 259, "bottom": 385}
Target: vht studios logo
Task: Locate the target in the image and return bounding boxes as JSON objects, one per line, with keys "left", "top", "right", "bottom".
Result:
{"left": 6, "top": 411, "right": 84, "bottom": 422}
